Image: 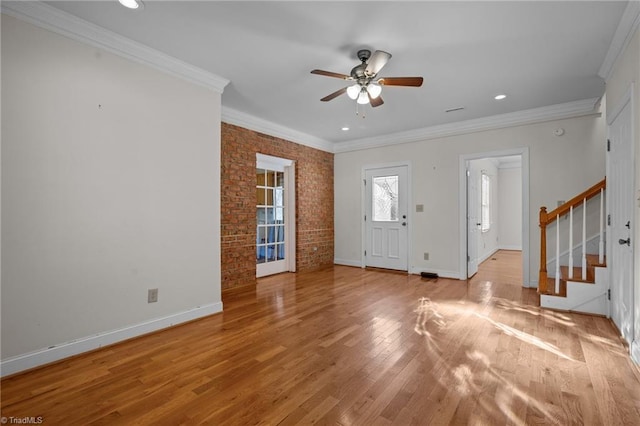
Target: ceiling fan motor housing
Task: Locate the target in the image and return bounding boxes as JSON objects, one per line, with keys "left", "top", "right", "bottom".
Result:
{"left": 357, "top": 49, "right": 372, "bottom": 62}
{"left": 351, "top": 65, "right": 368, "bottom": 81}
{"left": 351, "top": 50, "right": 373, "bottom": 83}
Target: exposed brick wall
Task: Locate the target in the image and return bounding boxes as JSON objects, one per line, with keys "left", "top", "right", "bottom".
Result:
{"left": 221, "top": 123, "right": 334, "bottom": 290}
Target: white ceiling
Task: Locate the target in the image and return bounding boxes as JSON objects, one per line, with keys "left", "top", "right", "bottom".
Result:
{"left": 37, "top": 1, "right": 629, "bottom": 149}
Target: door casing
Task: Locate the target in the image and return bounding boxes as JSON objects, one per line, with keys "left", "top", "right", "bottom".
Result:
{"left": 466, "top": 164, "right": 480, "bottom": 278}
{"left": 606, "top": 84, "right": 635, "bottom": 348}
{"left": 459, "top": 148, "right": 530, "bottom": 286}
{"left": 361, "top": 161, "right": 412, "bottom": 270}
{"left": 256, "top": 153, "right": 296, "bottom": 278}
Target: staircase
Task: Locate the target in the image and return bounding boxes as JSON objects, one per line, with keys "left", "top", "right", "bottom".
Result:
{"left": 538, "top": 179, "right": 608, "bottom": 315}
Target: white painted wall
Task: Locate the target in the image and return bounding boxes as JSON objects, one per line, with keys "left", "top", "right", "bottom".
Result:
{"left": 335, "top": 113, "right": 605, "bottom": 283}
{"left": 605, "top": 22, "right": 640, "bottom": 365}
{"left": 498, "top": 167, "right": 523, "bottom": 250}
{"left": 1, "top": 16, "right": 222, "bottom": 366}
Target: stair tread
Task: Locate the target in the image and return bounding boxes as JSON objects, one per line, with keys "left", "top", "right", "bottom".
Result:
{"left": 560, "top": 265, "right": 595, "bottom": 284}
{"left": 586, "top": 253, "right": 606, "bottom": 268}
{"left": 543, "top": 277, "right": 567, "bottom": 297}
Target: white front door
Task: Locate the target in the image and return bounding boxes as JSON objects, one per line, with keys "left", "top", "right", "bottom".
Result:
{"left": 608, "top": 98, "right": 634, "bottom": 344}
{"left": 364, "top": 165, "right": 409, "bottom": 271}
{"left": 467, "top": 166, "right": 480, "bottom": 278}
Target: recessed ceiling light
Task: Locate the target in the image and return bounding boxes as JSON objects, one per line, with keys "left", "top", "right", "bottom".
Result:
{"left": 341, "top": 127, "right": 350, "bottom": 131}
{"left": 118, "top": 0, "right": 144, "bottom": 10}
{"left": 494, "top": 94, "right": 507, "bottom": 100}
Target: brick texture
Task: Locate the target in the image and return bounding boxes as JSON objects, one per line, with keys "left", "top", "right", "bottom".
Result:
{"left": 221, "top": 123, "right": 334, "bottom": 290}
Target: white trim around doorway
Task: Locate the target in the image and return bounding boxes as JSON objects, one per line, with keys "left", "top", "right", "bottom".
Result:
{"left": 361, "top": 161, "right": 413, "bottom": 270}
{"left": 459, "top": 148, "right": 531, "bottom": 287}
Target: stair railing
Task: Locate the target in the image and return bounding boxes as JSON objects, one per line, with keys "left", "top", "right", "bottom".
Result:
{"left": 539, "top": 178, "right": 606, "bottom": 294}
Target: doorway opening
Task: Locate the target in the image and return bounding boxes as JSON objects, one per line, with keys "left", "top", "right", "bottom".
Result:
{"left": 460, "top": 148, "right": 530, "bottom": 286}
{"left": 256, "top": 153, "right": 296, "bottom": 278}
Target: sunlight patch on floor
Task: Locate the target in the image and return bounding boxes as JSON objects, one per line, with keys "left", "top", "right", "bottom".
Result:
{"left": 493, "top": 297, "right": 576, "bottom": 327}
{"left": 414, "top": 297, "right": 447, "bottom": 335}
{"left": 462, "top": 351, "right": 564, "bottom": 425}
{"left": 411, "top": 297, "right": 574, "bottom": 425}
{"left": 473, "top": 312, "right": 575, "bottom": 361}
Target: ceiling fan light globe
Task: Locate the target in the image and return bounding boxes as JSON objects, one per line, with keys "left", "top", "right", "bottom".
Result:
{"left": 367, "top": 83, "right": 382, "bottom": 99}
{"left": 357, "top": 91, "right": 370, "bottom": 105}
{"left": 346, "top": 84, "right": 360, "bottom": 100}
{"left": 119, "top": 0, "right": 143, "bottom": 9}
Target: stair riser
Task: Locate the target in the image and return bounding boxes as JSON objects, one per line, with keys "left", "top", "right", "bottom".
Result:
{"left": 540, "top": 266, "right": 608, "bottom": 316}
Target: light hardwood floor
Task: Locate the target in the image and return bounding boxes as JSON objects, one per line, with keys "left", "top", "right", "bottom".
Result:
{"left": 2, "top": 250, "right": 640, "bottom": 425}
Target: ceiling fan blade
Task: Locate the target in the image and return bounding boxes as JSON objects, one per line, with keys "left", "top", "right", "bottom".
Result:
{"left": 320, "top": 87, "right": 348, "bottom": 102}
{"left": 369, "top": 93, "right": 384, "bottom": 108}
{"left": 365, "top": 50, "right": 392, "bottom": 76}
{"left": 378, "top": 77, "right": 424, "bottom": 87}
{"left": 311, "top": 69, "right": 351, "bottom": 80}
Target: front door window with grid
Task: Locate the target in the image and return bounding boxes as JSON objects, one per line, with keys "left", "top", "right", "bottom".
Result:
{"left": 373, "top": 175, "right": 399, "bottom": 221}
{"left": 257, "top": 168, "right": 285, "bottom": 264}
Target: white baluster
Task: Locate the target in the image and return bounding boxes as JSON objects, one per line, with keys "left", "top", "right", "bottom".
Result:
{"left": 599, "top": 188, "right": 605, "bottom": 264}
{"left": 582, "top": 197, "right": 587, "bottom": 280}
{"left": 556, "top": 214, "right": 560, "bottom": 294}
{"left": 568, "top": 206, "right": 574, "bottom": 279}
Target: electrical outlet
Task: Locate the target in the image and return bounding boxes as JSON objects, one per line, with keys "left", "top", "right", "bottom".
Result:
{"left": 148, "top": 288, "right": 158, "bottom": 303}
{"left": 424, "top": 252, "right": 429, "bottom": 260}
{"left": 416, "top": 204, "right": 424, "bottom": 213}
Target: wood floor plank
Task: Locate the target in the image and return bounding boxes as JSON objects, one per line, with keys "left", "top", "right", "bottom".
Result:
{"left": 2, "top": 250, "right": 640, "bottom": 425}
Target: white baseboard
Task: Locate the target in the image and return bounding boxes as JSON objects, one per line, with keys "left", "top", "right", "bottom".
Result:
{"left": 334, "top": 258, "right": 362, "bottom": 268}
{"left": 334, "top": 260, "right": 459, "bottom": 279}
{"left": 478, "top": 247, "right": 500, "bottom": 265}
{"left": 499, "top": 245, "right": 522, "bottom": 251}
{"left": 0, "top": 302, "right": 223, "bottom": 377}
{"left": 409, "top": 267, "right": 460, "bottom": 279}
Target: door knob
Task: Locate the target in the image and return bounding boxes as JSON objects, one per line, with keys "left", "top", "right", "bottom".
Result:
{"left": 619, "top": 237, "right": 631, "bottom": 246}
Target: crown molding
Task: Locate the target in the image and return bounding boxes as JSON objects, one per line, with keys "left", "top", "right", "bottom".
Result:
{"left": 599, "top": 0, "right": 640, "bottom": 82}
{"left": 334, "top": 97, "right": 600, "bottom": 153}
{"left": 2, "top": 1, "right": 610, "bottom": 155}
{"left": 222, "top": 107, "right": 335, "bottom": 153}
{"left": 1, "top": 1, "right": 229, "bottom": 93}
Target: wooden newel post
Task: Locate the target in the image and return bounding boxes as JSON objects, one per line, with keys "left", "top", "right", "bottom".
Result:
{"left": 539, "top": 206, "right": 548, "bottom": 294}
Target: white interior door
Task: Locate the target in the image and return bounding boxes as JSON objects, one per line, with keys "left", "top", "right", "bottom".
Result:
{"left": 365, "top": 165, "right": 408, "bottom": 271}
{"left": 467, "top": 166, "right": 480, "bottom": 277}
{"left": 608, "top": 98, "right": 634, "bottom": 344}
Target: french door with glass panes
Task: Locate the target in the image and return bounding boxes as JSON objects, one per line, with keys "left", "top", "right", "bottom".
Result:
{"left": 256, "top": 154, "right": 295, "bottom": 278}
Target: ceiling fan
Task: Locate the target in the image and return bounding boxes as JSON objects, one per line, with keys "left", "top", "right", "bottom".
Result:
{"left": 311, "top": 49, "right": 423, "bottom": 108}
